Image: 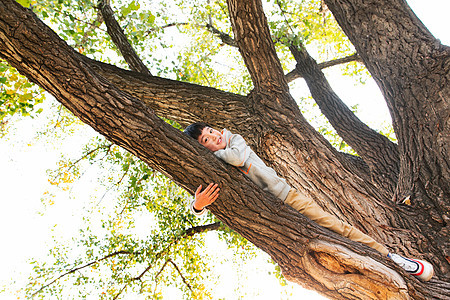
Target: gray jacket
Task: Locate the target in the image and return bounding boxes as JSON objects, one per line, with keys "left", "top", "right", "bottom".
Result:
{"left": 191, "top": 129, "right": 291, "bottom": 216}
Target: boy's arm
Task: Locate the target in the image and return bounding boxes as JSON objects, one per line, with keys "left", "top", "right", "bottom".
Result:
{"left": 214, "top": 131, "right": 250, "bottom": 167}
{"left": 190, "top": 183, "right": 220, "bottom": 216}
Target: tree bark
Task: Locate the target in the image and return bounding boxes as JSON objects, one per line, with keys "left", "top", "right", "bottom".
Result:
{"left": 98, "top": 0, "right": 152, "bottom": 75}
{"left": 225, "top": 1, "right": 447, "bottom": 280}
{"left": 0, "top": 0, "right": 448, "bottom": 298}
{"left": 289, "top": 44, "right": 399, "bottom": 197}
{"left": 324, "top": 0, "right": 450, "bottom": 276}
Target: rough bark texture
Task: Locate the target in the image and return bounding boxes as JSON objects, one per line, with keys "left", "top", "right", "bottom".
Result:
{"left": 324, "top": 0, "right": 450, "bottom": 275}
{"left": 82, "top": 56, "right": 255, "bottom": 134}
{"left": 289, "top": 45, "right": 400, "bottom": 198}
{"left": 0, "top": 0, "right": 449, "bottom": 299}
{"left": 98, "top": 0, "right": 152, "bottom": 75}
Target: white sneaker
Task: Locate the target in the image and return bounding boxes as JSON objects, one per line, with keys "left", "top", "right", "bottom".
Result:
{"left": 388, "top": 253, "right": 434, "bottom": 281}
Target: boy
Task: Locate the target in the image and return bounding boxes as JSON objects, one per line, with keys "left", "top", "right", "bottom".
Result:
{"left": 184, "top": 122, "right": 434, "bottom": 281}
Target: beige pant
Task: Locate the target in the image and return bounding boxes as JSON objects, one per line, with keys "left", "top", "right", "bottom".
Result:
{"left": 285, "top": 189, "right": 389, "bottom": 255}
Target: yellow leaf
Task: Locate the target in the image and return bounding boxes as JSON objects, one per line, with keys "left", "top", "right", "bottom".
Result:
{"left": 19, "top": 93, "right": 33, "bottom": 102}
{"left": 402, "top": 196, "right": 411, "bottom": 205}
{"left": 9, "top": 73, "right": 18, "bottom": 81}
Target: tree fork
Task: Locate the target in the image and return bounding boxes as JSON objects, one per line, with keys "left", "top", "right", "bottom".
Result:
{"left": 91, "top": 0, "right": 446, "bottom": 282}
{"left": 0, "top": 0, "right": 449, "bottom": 298}
{"left": 225, "top": 0, "right": 409, "bottom": 256}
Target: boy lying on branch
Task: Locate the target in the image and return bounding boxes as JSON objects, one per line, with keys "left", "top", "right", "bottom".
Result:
{"left": 184, "top": 122, "right": 434, "bottom": 281}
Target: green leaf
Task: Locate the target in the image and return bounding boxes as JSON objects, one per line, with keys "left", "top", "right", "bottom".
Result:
{"left": 148, "top": 12, "right": 155, "bottom": 24}
{"left": 128, "top": 1, "right": 140, "bottom": 11}
{"left": 121, "top": 2, "right": 140, "bottom": 16}
{"left": 16, "top": 0, "right": 32, "bottom": 7}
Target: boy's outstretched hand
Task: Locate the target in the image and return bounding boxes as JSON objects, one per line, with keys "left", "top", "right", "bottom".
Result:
{"left": 193, "top": 183, "right": 220, "bottom": 211}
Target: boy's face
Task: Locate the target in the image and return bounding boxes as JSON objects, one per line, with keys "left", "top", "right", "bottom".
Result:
{"left": 198, "top": 127, "right": 226, "bottom": 152}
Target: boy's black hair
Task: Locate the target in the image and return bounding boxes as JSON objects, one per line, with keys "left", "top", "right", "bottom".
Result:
{"left": 183, "top": 122, "right": 208, "bottom": 141}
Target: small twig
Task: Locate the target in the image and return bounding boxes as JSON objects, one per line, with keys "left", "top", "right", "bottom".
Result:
{"left": 116, "top": 167, "right": 129, "bottom": 186}
{"left": 185, "top": 222, "right": 221, "bottom": 236}
{"left": 33, "top": 223, "right": 222, "bottom": 297}
{"left": 145, "top": 21, "right": 237, "bottom": 47}
{"left": 113, "top": 259, "right": 161, "bottom": 300}
{"left": 71, "top": 145, "right": 105, "bottom": 168}
{"left": 52, "top": 104, "right": 63, "bottom": 131}
{"left": 77, "top": 9, "right": 104, "bottom": 50}
{"left": 153, "top": 258, "right": 193, "bottom": 293}
{"left": 99, "top": 143, "right": 113, "bottom": 160}
{"left": 193, "top": 59, "right": 212, "bottom": 86}
{"left": 51, "top": 143, "right": 109, "bottom": 181}
{"left": 113, "top": 283, "right": 128, "bottom": 300}
{"left": 285, "top": 53, "right": 361, "bottom": 83}
{"left": 47, "top": 7, "right": 107, "bottom": 34}
{"left": 275, "top": 0, "right": 296, "bottom": 36}
{"left": 169, "top": 260, "right": 193, "bottom": 293}
{"left": 144, "top": 22, "right": 188, "bottom": 37}
{"left": 31, "top": 250, "right": 133, "bottom": 297}
{"left": 204, "top": 24, "right": 237, "bottom": 47}
{"left": 207, "top": 0, "right": 213, "bottom": 26}
{"left": 154, "top": 259, "right": 171, "bottom": 279}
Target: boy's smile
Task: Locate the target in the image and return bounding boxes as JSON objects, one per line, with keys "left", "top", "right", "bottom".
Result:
{"left": 198, "top": 127, "right": 227, "bottom": 152}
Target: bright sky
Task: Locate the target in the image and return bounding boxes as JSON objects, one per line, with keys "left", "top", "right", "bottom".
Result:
{"left": 0, "top": 0, "right": 448, "bottom": 299}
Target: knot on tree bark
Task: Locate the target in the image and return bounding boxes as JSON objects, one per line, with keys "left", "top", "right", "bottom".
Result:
{"left": 300, "top": 241, "right": 410, "bottom": 300}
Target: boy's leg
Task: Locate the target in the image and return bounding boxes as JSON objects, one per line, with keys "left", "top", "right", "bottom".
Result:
{"left": 285, "top": 189, "right": 389, "bottom": 255}
{"left": 285, "top": 189, "right": 434, "bottom": 281}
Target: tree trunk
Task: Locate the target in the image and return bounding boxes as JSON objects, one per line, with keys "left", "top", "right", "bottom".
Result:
{"left": 324, "top": 0, "right": 450, "bottom": 276}
{"left": 0, "top": 0, "right": 448, "bottom": 299}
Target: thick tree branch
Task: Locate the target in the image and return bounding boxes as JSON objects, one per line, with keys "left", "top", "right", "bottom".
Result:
{"left": 227, "top": 0, "right": 289, "bottom": 92}
{"left": 289, "top": 45, "right": 399, "bottom": 196}
{"left": 51, "top": 0, "right": 401, "bottom": 248}
{"left": 81, "top": 55, "right": 253, "bottom": 131}
{"left": 222, "top": 0, "right": 382, "bottom": 201}
{"left": 98, "top": 0, "right": 152, "bottom": 75}
{"left": 0, "top": 0, "right": 389, "bottom": 282}
{"left": 82, "top": 50, "right": 379, "bottom": 196}
{"left": 205, "top": 23, "right": 237, "bottom": 47}
{"left": 224, "top": 0, "right": 397, "bottom": 231}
